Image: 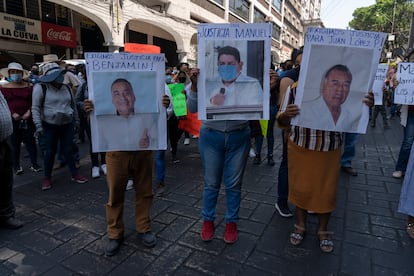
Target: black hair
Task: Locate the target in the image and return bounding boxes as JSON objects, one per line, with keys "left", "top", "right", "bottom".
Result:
{"left": 291, "top": 46, "right": 304, "bottom": 63}
{"left": 111, "top": 78, "right": 133, "bottom": 91}
{"left": 217, "top": 46, "right": 241, "bottom": 62}
{"left": 324, "top": 64, "right": 352, "bottom": 81}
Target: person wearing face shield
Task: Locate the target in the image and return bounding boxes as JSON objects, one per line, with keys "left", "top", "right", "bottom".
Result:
{"left": 31, "top": 62, "right": 88, "bottom": 191}
{"left": 207, "top": 46, "right": 263, "bottom": 107}
{"left": 0, "top": 62, "right": 41, "bottom": 176}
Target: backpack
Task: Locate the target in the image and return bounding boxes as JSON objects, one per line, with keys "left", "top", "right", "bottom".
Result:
{"left": 40, "top": 83, "right": 74, "bottom": 110}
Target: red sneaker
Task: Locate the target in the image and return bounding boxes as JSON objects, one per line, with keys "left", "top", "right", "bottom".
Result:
{"left": 42, "top": 178, "right": 52, "bottom": 191}
{"left": 223, "top": 222, "right": 238, "bottom": 244}
{"left": 200, "top": 221, "right": 214, "bottom": 241}
{"left": 71, "top": 174, "right": 88, "bottom": 184}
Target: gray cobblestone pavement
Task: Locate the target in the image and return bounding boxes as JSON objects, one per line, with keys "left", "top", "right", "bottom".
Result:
{"left": 1, "top": 117, "right": 414, "bottom": 275}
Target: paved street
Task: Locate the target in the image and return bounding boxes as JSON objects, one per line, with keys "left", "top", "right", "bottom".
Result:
{"left": 1, "top": 117, "right": 413, "bottom": 275}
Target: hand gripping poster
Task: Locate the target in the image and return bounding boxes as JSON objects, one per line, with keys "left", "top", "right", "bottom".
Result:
{"left": 85, "top": 52, "right": 167, "bottom": 152}
{"left": 291, "top": 28, "right": 386, "bottom": 133}
{"left": 197, "top": 23, "right": 271, "bottom": 120}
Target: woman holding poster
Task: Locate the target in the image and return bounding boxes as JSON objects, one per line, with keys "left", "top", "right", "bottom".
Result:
{"left": 276, "top": 69, "right": 374, "bottom": 253}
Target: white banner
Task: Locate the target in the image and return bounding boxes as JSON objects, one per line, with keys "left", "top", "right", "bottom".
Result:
{"left": 372, "top": 64, "right": 388, "bottom": 106}
{"left": 197, "top": 23, "right": 271, "bottom": 120}
{"left": 291, "top": 28, "right": 387, "bottom": 134}
{"left": 85, "top": 52, "right": 167, "bottom": 152}
{"left": 394, "top": 63, "right": 414, "bottom": 105}
{"left": 0, "top": 12, "right": 42, "bottom": 43}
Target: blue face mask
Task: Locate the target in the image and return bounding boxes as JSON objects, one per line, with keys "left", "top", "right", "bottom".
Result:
{"left": 165, "top": 75, "right": 172, "bottom": 84}
{"left": 218, "top": 65, "right": 238, "bottom": 81}
{"left": 10, "top": 74, "right": 22, "bottom": 82}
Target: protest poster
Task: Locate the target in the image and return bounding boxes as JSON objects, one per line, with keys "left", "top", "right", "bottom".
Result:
{"left": 178, "top": 109, "right": 202, "bottom": 137}
{"left": 168, "top": 83, "right": 187, "bottom": 117}
{"left": 85, "top": 52, "right": 167, "bottom": 152}
{"left": 197, "top": 23, "right": 271, "bottom": 120}
{"left": 372, "top": 64, "right": 388, "bottom": 106}
{"left": 291, "top": 28, "right": 386, "bottom": 133}
{"left": 394, "top": 63, "right": 414, "bottom": 104}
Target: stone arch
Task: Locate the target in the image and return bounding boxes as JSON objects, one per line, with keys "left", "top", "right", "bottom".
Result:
{"left": 47, "top": 0, "right": 113, "bottom": 44}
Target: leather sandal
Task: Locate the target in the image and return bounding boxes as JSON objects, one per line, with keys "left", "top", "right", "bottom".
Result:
{"left": 290, "top": 224, "right": 306, "bottom": 246}
{"left": 318, "top": 231, "right": 334, "bottom": 253}
{"left": 407, "top": 222, "right": 414, "bottom": 239}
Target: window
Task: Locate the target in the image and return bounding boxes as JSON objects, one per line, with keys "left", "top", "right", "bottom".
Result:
{"left": 6, "top": 0, "right": 24, "bottom": 17}
{"left": 229, "top": 0, "right": 249, "bottom": 21}
{"left": 42, "top": 0, "right": 56, "bottom": 24}
{"left": 272, "top": 23, "right": 281, "bottom": 40}
{"left": 271, "top": 0, "right": 282, "bottom": 13}
{"left": 0, "top": 0, "right": 4, "bottom": 12}
{"left": 56, "top": 5, "right": 71, "bottom": 26}
{"left": 26, "top": 0, "right": 40, "bottom": 20}
{"left": 254, "top": 8, "right": 266, "bottom": 23}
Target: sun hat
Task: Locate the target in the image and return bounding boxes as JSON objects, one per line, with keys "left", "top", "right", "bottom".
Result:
{"left": 39, "top": 62, "right": 66, "bottom": 83}
{"left": 0, "top": 62, "right": 29, "bottom": 78}
{"left": 42, "top": 54, "right": 61, "bottom": 63}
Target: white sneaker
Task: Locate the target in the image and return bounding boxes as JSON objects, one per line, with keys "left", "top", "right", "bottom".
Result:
{"left": 101, "top": 164, "right": 107, "bottom": 175}
{"left": 92, "top": 166, "right": 100, "bottom": 179}
{"left": 184, "top": 138, "right": 190, "bottom": 145}
{"left": 126, "top": 180, "right": 134, "bottom": 191}
{"left": 392, "top": 170, "right": 404, "bottom": 178}
{"left": 249, "top": 148, "right": 256, "bottom": 157}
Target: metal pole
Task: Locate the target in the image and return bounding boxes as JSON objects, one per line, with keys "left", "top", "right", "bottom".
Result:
{"left": 391, "top": 0, "right": 397, "bottom": 33}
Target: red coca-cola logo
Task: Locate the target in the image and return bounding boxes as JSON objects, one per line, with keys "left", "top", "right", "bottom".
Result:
{"left": 46, "top": 28, "right": 72, "bottom": 41}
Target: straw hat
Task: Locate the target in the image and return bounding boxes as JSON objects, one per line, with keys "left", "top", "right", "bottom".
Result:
{"left": 39, "top": 62, "right": 66, "bottom": 83}
{"left": 0, "top": 62, "right": 29, "bottom": 79}
{"left": 42, "top": 54, "right": 62, "bottom": 63}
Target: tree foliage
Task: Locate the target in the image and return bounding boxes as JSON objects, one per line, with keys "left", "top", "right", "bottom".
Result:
{"left": 349, "top": 0, "right": 413, "bottom": 56}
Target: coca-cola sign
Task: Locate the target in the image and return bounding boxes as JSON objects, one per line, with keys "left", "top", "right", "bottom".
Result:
{"left": 41, "top": 22, "right": 76, "bottom": 48}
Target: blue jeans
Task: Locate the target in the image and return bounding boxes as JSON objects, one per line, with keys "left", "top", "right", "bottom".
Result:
{"left": 154, "top": 150, "right": 165, "bottom": 183}
{"left": 396, "top": 111, "right": 414, "bottom": 172}
{"left": 199, "top": 126, "right": 250, "bottom": 223}
{"left": 39, "top": 122, "right": 78, "bottom": 178}
{"left": 341, "top": 133, "right": 359, "bottom": 167}
{"left": 255, "top": 104, "right": 278, "bottom": 157}
{"left": 277, "top": 130, "right": 288, "bottom": 204}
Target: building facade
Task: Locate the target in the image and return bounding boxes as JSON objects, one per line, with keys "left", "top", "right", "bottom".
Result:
{"left": 0, "top": 0, "right": 322, "bottom": 69}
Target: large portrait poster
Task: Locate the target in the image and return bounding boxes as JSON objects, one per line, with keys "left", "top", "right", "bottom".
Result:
{"left": 85, "top": 52, "right": 167, "bottom": 152}
{"left": 197, "top": 23, "right": 271, "bottom": 120}
{"left": 394, "top": 63, "right": 414, "bottom": 104}
{"left": 372, "top": 64, "right": 388, "bottom": 106}
{"left": 292, "top": 28, "right": 386, "bottom": 133}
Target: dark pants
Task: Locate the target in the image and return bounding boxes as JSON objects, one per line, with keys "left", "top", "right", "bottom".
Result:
{"left": 84, "top": 116, "right": 105, "bottom": 167}
{"left": 11, "top": 119, "right": 38, "bottom": 168}
{"left": 168, "top": 116, "right": 187, "bottom": 156}
{"left": 277, "top": 130, "right": 289, "bottom": 204}
{"left": 0, "top": 140, "right": 15, "bottom": 220}
{"left": 39, "top": 122, "right": 78, "bottom": 179}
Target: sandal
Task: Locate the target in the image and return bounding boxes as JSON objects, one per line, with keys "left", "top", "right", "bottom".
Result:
{"left": 318, "top": 231, "right": 334, "bottom": 253}
{"left": 407, "top": 222, "right": 414, "bottom": 239}
{"left": 290, "top": 224, "right": 306, "bottom": 246}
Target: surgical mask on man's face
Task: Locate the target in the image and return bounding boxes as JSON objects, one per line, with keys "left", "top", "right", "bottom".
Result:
{"left": 218, "top": 65, "right": 238, "bottom": 81}
{"left": 10, "top": 74, "right": 22, "bottom": 82}
{"left": 165, "top": 75, "right": 172, "bottom": 84}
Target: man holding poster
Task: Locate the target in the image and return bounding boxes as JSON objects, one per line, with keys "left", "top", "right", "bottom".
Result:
{"left": 84, "top": 52, "right": 171, "bottom": 257}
